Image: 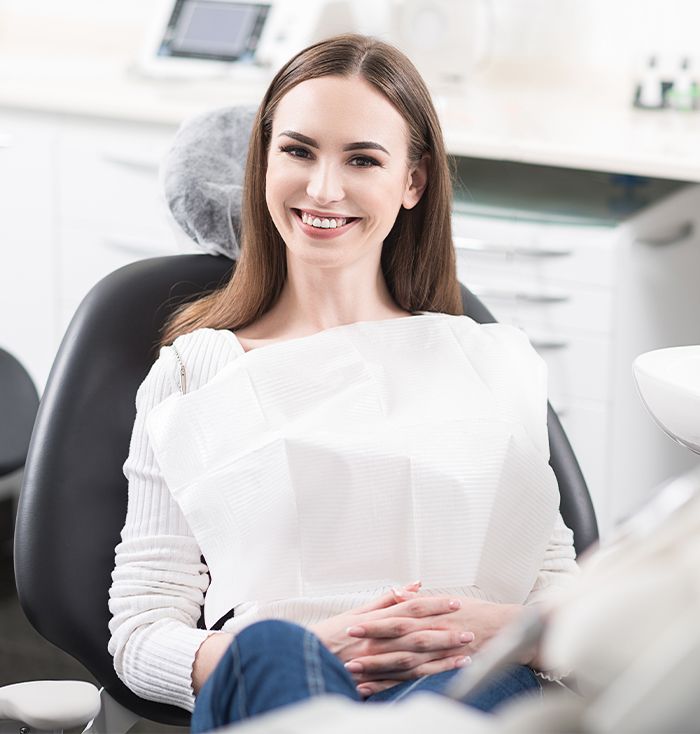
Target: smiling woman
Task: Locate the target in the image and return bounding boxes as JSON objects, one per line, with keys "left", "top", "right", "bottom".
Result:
{"left": 108, "top": 33, "right": 578, "bottom": 733}
{"left": 158, "top": 32, "right": 460, "bottom": 348}
{"left": 264, "top": 74, "right": 428, "bottom": 276}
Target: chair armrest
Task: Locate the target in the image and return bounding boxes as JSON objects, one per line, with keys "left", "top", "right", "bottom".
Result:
{"left": 0, "top": 680, "right": 100, "bottom": 730}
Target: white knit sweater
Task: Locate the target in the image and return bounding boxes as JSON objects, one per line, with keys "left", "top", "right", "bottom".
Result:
{"left": 108, "top": 313, "right": 579, "bottom": 712}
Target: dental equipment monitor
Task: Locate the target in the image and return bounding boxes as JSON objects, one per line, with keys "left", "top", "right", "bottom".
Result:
{"left": 138, "top": 0, "right": 356, "bottom": 79}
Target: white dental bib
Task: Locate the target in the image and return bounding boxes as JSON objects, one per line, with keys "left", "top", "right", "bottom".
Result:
{"left": 146, "top": 314, "right": 559, "bottom": 629}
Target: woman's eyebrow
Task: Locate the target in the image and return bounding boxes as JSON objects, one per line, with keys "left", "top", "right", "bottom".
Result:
{"left": 278, "top": 130, "right": 390, "bottom": 155}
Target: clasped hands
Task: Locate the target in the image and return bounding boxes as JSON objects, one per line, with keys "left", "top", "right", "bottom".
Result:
{"left": 309, "top": 581, "right": 528, "bottom": 698}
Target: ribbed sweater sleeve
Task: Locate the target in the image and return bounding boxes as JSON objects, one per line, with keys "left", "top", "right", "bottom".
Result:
{"left": 524, "top": 511, "right": 579, "bottom": 607}
{"left": 108, "top": 331, "right": 236, "bottom": 712}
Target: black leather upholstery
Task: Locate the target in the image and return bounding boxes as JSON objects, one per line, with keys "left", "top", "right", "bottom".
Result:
{"left": 14, "top": 254, "right": 597, "bottom": 726}
{"left": 0, "top": 348, "right": 39, "bottom": 477}
{"left": 15, "top": 256, "right": 232, "bottom": 726}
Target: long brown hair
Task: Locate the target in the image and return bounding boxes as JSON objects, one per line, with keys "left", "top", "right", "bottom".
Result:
{"left": 160, "top": 33, "right": 462, "bottom": 346}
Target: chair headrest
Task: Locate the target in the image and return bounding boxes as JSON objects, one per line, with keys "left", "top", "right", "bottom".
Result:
{"left": 161, "top": 105, "right": 257, "bottom": 260}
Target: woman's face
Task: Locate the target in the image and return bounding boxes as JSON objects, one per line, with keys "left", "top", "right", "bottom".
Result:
{"left": 265, "top": 74, "right": 426, "bottom": 270}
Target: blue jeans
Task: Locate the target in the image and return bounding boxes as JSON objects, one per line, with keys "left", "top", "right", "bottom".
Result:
{"left": 191, "top": 620, "right": 542, "bottom": 731}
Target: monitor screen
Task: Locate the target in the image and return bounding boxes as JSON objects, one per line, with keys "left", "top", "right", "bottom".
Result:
{"left": 158, "top": 0, "right": 271, "bottom": 62}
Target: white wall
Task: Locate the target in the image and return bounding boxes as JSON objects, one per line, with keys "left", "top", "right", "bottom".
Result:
{"left": 3, "top": 0, "right": 698, "bottom": 81}
{"left": 351, "top": 0, "right": 700, "bottom": 80}
{"left": 488, "top": 0, "right": 699, "bottom": 77}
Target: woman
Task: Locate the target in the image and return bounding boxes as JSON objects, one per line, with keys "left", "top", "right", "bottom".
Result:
{"left": 108, "top": 33, "right": 578, "bottom": 731}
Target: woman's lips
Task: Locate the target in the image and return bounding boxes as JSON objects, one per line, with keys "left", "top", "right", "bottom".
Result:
{"left": 292, "top": 208, "right": 361, "bottom": 239}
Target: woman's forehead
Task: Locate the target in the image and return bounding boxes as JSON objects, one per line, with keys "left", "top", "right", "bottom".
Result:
{"left": 271, "top": 76, "right": 409, "bottom": 150}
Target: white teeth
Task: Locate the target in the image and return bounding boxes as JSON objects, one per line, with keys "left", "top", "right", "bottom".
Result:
{"left": 300, "top": 211, "right": 348, "bottom": 229}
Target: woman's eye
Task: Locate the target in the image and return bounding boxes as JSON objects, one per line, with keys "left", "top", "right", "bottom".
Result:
{"left": 278, "top": 146, "right": 379, "bottom": 168}
{"left": 350, "top": 156, "right": 380, "bottom": 168}
{"left": 280, "top": 145, "right": 312, "bottom": 159}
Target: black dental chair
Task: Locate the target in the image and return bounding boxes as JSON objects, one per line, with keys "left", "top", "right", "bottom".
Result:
{"left": 10, "top": 254, "right": 598, "bottom": 731}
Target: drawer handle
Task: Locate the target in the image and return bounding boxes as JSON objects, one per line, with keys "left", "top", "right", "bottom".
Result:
{"left": 469, "top": 285, "right": 570, "bottom": 304}
{"left": 453, "top": 235, "right": 572, "bottom": 258}
{"left": 530, "top": 338, "right": 569, "bottom": 350}
{"left": 103, "top": 235, "right": 169, "bottom": 256}
{"left": 516, "top": 292, "right": 570, "bottom": 304}
{"left": 636, "top": 221, "right": 694, "bottom": 247}
{"left": 101, "top": 153, "right": 160, "bottom": 174}
{"left": 514, "top": 245, "right": 573, "bottom": 258}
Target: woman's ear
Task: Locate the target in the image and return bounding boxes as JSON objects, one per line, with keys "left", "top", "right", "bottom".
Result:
{"left": 402, "top": 154, "right": 430, "bottom": 210}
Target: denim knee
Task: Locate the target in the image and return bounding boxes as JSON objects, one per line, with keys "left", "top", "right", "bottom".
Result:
{"left": 234, "top": 619, "right": 359, "bottom": 700}
{"left": 236, "top": 618, "right": 308, "bottom": 654}
{"left": 192, "top": 618, "right": 361, "bottom": 730}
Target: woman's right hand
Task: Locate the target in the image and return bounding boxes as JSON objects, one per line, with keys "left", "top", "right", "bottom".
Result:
{"left": 308, "top": 582, "right": 474, "bottom": 696}
{"left": 192, "top": 631, "right": 234, "bottom": 695}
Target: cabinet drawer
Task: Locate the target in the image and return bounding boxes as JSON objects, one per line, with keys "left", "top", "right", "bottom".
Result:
{"left": 0, "top": 123, "right": 55, "bottom": 218}
{"left": 525, "top": 222, "right": 617, "bottom": 287}
{"left": 452, "top": 215, "right": 617, "bottom": 287}
{"left": 513, "top": 285, "right": 612, "bottom": 335}
{"left": 58, "top": 225, "right": 178, "bottom": 315}
{"left": 525, "top": 328, "right": 611, "bottom": 403}
{"left": 463, "top": 276, "right": 613, "bottom": 335}
{"left": 57, "top": 125, "right": 175, "bottom": 236}
{"left": 0, "top": 121, "right": 55, "bottom": 297}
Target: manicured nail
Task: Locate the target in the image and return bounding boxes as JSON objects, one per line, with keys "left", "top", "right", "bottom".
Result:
{"left": 449, "top": 599, "right": 462, "bottom": 610}
{"left": 459, "top": 632, "right": 474, "bottom": 643}
{"left": 455, "top": 656, "right": 471, "bottom": 668}
{"left": 345, "top": 626, "right": 365, "bottom": 636}
{"left": 345, "top": 661, "right": 363, "bottom": 673}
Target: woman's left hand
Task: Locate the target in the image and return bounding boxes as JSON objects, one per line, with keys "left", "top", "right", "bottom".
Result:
{"left": 343, "top": 593, "right": 529, "bottom": 696}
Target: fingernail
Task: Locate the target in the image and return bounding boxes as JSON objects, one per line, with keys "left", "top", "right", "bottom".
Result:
{"left": 345, "top": 626, "right": 365, "bottom": 636}
{"left": 449, "top": 599, "right": 462, "bottom": 610}
{"left": 357, "top": 686, "right": 371, "bottom": 697}
{"left": 459, "top": 632, "right": 474, "bottom": 643}
{"left": 409, "top": 580, "right": 422, "bottom": 588}
{"left": 455, "top": 656, "right": 471, "bottom": 668}
{"left": 345, "top": 661, "right": 363, "bottom": 673}
{"left": 391, "top": 586, "right": 409, "bottom": 597}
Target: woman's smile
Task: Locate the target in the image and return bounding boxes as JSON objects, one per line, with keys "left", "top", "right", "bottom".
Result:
{"left": 291, "top": 208, "right": 362, "bottom": 240}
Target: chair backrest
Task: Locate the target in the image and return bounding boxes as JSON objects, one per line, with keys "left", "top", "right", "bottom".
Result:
{"left": 14, "top": 254, "right": 597, "bottom": 726}
{"left": 0, "top": 348, "right": 39, "bottom": 478}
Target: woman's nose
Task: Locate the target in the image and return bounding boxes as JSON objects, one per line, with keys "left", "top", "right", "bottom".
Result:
{"left": 306, "top": 161, "right": 344, "bottom": 204}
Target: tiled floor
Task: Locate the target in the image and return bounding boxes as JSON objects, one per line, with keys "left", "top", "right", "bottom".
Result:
{"left": 0, "top": 498, "right": 184, "bottom": 733}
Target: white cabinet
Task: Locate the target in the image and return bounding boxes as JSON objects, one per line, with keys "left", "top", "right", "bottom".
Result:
{"left": 0, "top": 116, "right": 57, "bottom": 391}
{"left": 454, "top": 212, "right": 617, "bottom": 532}
{"left": 608, "top": 185, "right": 700, "bottom": 526}
{"left": 452, "top": 163, "right": 700, "bottom": 539}
{"left": 0, "top": 111, "right": 193, "bottom": 391}
{"left": 55, "top": 121, "right": 179, "bottom": 319}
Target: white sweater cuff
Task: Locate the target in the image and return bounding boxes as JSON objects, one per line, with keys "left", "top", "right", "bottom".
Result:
{"left": 121, "top": 621, "right": 217, "bottom": 712}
